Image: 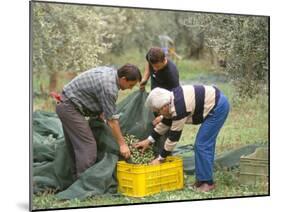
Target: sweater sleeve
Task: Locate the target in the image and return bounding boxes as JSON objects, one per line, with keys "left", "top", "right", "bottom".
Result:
{"left": 151, "top": 117, "right": 172, "bottom": 141}
{"left": 160, "top": 117, "right": 187, "bottom": 158}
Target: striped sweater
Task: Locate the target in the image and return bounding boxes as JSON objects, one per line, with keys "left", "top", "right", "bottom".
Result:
{"left": 150, "top": 85, "right": 220, "bottom": 158}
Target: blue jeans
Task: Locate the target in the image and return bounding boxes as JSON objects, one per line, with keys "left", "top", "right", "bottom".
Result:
{"left": 194, "top": 93, "right": 230, "bottom": 183}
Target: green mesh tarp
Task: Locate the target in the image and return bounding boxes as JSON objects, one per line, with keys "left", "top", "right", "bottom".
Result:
{"left": 32, "top": 91, "right": 262, "bottom": 200}
{"left": 117, "top": 91, "right": 154, "bottom": 139}
{"left": 33, "top": 91, "right": 155, "bottom": 200}
{"left": 174, "top": 144, "right": 263, "bottom": 175}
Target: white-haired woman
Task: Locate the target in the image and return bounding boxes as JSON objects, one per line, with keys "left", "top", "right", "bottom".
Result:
{"left": 134, "top": 85, "right": 230, "bottom": 192}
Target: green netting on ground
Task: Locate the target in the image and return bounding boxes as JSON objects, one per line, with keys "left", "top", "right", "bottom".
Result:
{"left": 33, "top": 91, "right": 155, "bottom": 200}
{"left": 32, "top": 90, "right": 263, "bottom": 200}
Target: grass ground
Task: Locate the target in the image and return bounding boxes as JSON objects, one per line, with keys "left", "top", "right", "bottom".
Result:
{"left": 33, "top": 169, "right": 268, "bottom": 210}
{"left": 32, "top": 56, "right": 269, "bottom": 210}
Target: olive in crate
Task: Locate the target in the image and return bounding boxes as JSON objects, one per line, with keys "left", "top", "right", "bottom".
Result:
{"left": 124, "top": 134, "right": 154, "bottom": 164}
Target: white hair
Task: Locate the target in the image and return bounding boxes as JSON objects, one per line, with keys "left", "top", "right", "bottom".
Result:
{"left": 145, "top": 87, "right": 172, "bottom": 111}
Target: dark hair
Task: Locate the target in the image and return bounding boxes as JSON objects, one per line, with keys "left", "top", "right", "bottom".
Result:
{"left": 146, "top": 47, "right": 165, "bottom": 64}
{"left": 117, "top": 64, "right": 142, "bottom": 82}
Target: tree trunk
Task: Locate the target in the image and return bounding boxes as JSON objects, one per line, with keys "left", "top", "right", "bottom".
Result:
{"left": 49, "top": 71, "right": 58, "bottom": 92}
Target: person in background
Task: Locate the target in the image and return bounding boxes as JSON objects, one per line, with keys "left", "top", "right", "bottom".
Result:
{"left": 140, "top": 47, "right": 180, "bottom": 126}
{"left": 56, "top": 64, "right": 142, "bottom": 179}
{"left": 158, "top": 35, "right": 182, "bottom": 61}
{"left": 134, "top": 85, "right": 230, "bottom": 192}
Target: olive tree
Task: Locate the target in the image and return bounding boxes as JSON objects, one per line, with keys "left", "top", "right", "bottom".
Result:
{"left": 32, "top": 3, "right": 113, "bottom": 92}
{"left": 191, "top": 14, "right": 269, "bottom": 97}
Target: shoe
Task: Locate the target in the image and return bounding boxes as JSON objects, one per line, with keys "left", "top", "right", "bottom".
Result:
{"left": 196, "top": 183, "right": 216, "bottom": 192}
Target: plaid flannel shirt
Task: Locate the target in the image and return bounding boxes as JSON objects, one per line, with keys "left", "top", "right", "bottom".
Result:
{"left": 63, "top": 66, "right": 120, "bottom": 120}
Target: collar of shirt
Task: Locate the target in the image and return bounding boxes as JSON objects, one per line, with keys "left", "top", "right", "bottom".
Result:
{"left": 115, "top": 71, "right": 120, "bottom": 90}
{"left": 169, "top": 93, "right": 176, "bottom": 117}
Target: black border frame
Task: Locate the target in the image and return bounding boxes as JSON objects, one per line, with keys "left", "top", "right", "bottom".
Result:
{"left": 29, "top": 1, "right": 270, "bottom": 211}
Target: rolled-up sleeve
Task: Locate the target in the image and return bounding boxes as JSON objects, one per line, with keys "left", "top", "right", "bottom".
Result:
{"left": 100, "top": 93, "right": 117, "bottom": 120}
{"left": 96, "top": 81, "right": 118, "bottom": 120}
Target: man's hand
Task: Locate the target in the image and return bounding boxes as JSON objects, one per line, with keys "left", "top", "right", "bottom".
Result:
{"left": 120, "top": 143, "right": 131, "bottom": 159}
{"left": 132, "top": 139, "right": 150, "bottom": 154}
{"left": 152, "top": 115, "right": 163, "bottom": 126}
{"left": 107, "top": 119, "right": 131, "bottom": 159}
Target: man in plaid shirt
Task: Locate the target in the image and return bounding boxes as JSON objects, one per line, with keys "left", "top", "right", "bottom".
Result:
{"left": 56, "top": 64, "right": 142, "bottom": 179}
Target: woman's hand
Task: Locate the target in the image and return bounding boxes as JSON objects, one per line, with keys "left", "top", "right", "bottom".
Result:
{"left": 139, "top": 80, "right": 147, "bottom": 91}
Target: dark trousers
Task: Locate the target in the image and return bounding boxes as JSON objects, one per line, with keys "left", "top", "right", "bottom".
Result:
{"left": 56, "top": 97, "right": 97, "bottom": 179}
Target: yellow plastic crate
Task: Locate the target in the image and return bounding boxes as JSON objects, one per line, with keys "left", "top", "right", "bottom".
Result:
{"left": 117, "top": 156, "right": 184, "bottom": 197}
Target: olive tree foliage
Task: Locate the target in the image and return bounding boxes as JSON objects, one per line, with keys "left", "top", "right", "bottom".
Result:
{"left": 32, "top": 3, "right": 148, "bottom": 91}
{"left": 210, "top": 15, "right": 268, "bottom": 98}
{"left": 32, "top": 2, "right": 269, "bottom": 98}
{"left": 179, "top": 13, "right": 269, "bottom": 97}
{"left": 32, "top": 3, "right": 114, "bottom": 91}
{"left": 172, "top": 12, "right": 207, "bottom": 59}
{"left": 130, "top": 10, "right": 181, "bottom": 52}
{"left": 105, "top": 9, "right": 183, "bottom": 54}
{"left": 96, "top": 8, "right": 147, "bottom": 55}
{"left": 100, "top": 8, "right": 178, "bottom": 54}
